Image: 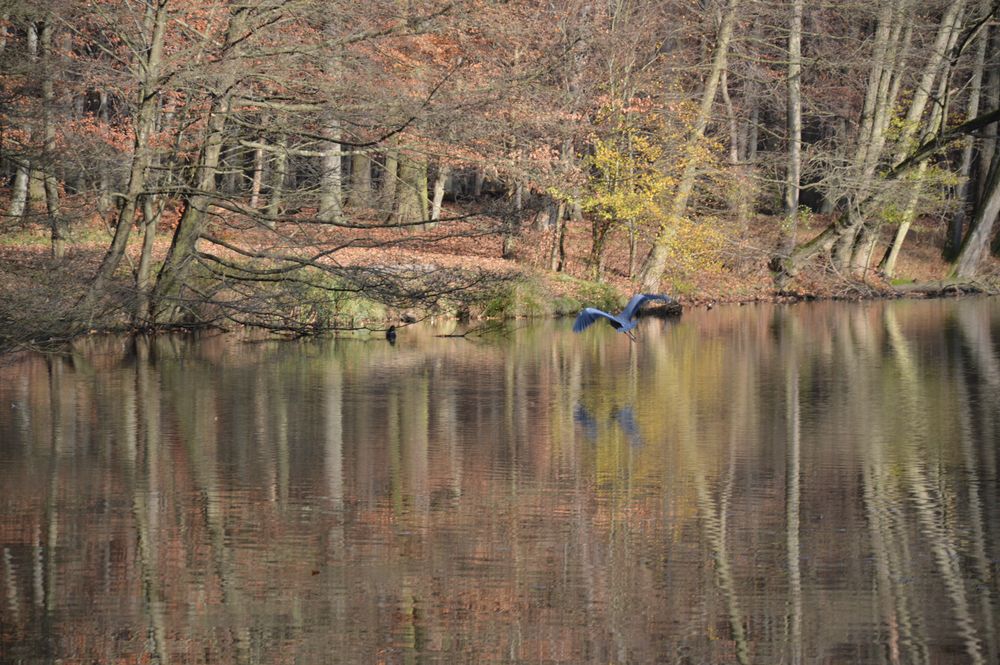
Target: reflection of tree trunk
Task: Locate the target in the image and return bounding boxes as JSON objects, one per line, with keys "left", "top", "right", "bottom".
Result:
{"left": 387, "top": 388, "right": 402, "bottom": 514}
{"left": 692, "top": 463, "right": 748, "bottom": 665}
{"left": 675, "top": 372, "right": 749, "bottom": 665}
{"left": 171, "top": 360, "right": 252, "bottom": 662}
{"left": 860, "top": 309, "right": 929, "bottom": 664}
{"left": 325, "top": 364, "right": 344, "bottom": 510}
{"left": 886, "top": 309, "right": 985, "bottom": 665}
{"left": 863, "top": 453, "right": 928, "bottom": 665}
{"left": 127, "top": 340, "right": 169, "bottom": 664}
{"left": 785, "top": 352, "right": 802, "bottom": 665}
{"left": 954, "top": 304, "right": 1000, "bottom": 662}
{"left": 44, "top": 357, "right": 64, "bottom": 614}
{"left": 405, "top": 375, "right": 430, "bottom": 512}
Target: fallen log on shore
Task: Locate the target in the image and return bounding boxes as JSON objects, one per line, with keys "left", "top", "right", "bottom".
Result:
{"left": 891, "top": 279, "right": 997, "bottom": 297}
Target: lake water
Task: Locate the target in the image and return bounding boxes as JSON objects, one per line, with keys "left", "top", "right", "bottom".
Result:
{"left": 1, "top": 298, "right": 998, "bottom": 664}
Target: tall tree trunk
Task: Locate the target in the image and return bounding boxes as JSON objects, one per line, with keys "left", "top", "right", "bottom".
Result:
{"left": 774, "top": 0, "right": 924, "bottom": 282}
{"left": 548, "top": 201, "right": 566, "bottom": 271}
{"left": 950, "top": 150, "right": 1000, "bottom": 277}
{"left": 429, "top": 163, "right": 448, "bottom": 224}
{"left": 381, "top": 146, "right": 399, "bottom": 218}
{"left": 877, "top": 1, "right": 966, "bottom": 276}
{"left": 96, "top": 91, "right": 112, "bottom": 217}
{"left": 946, "top": 11, "right": 989, "bottom": 257}
{"left": 39, "top": 19, "right": 66, "bottom": 259}
{"left": 782, "top": 0, "right": 803, "bottom": 254}
{"left": 392, "top": 152, "right": 428, "bottom": 227}
{"left": 86, "top": 0, "right": 168, "bottom": 302}
{"left": 151, "top": 8, "right": 246, "bottom": 321}
{"left": 135, "top": 195, "right": 161, "bottom": 323}
{"left": 977, "top": 26, "right": 999, "bottom": 204}
{"left": 266, "top": 133, "right": 287, "bottom": 225}
{"left": 249, "top": 142, "right": 264, "bottom": 209}
{"left": 833, "top": 0, "right": 916, "bottom": 270}
{"left": 319, "top": 113, "right": 343, "bottom": 223}
{"left": 637, "top": 0, "right": 740, "bottom": 291}
{"left": 501, "top": 182, "right": 523, "bottom": 259}
{"left": 473, "top": 167, "right": 485, "bottom": 198}
{"left": 347, "top": 152, "right": 371, "bottom": 207}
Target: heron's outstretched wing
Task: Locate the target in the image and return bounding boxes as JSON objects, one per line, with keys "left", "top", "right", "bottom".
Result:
{"left": 572, "top": 307, "right": 621, "bottom": 333}
{"left": 620, "top": 293, "right": 673, "bottom": 321}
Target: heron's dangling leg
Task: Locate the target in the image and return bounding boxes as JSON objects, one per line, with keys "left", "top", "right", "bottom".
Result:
{"left": 626, "top": 329, "right": 636, "bottom": 342}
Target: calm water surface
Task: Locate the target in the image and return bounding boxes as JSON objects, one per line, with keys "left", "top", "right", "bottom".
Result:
{"left": 1, "top": 299, "right": 999, "bottom": 664}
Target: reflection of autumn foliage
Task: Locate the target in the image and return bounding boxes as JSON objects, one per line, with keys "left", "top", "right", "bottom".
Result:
{"left": 2, "top": 300, "right": 999, "bottom": 662}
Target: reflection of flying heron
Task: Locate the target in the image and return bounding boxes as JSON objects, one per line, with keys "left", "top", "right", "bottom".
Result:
{"left": 573, "top": 404, "right": 599, "bottom": 442}
{"left": 573, "top": 403, "right": 645, "bottom": 448}
{"left": 572, "top": 294, "right": 675, "bottom": 341}
{"left": 613, "top": 406, "right": 643, "bottom": 448}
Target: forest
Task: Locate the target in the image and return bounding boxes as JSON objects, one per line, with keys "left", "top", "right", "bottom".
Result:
{"left": 1, "top": 0, "right": 999, "bottom": 346}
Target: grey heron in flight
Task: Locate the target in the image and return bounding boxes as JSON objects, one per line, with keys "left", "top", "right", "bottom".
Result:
{"left": 572, "top": 293, "right": 674, "bottom": 341}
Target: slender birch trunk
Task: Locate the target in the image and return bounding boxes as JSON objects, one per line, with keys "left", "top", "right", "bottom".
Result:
{"left": 6, "top": 21, "right": 37, "bottom": 222}
{"left": 833, "top": 0, "right": 914, "bottom": 270}
{"left": 782, "top": 0, "right": 803, "bottom": 254}
{"left": 877, "top": 1, "right": 966, "bottom": 276}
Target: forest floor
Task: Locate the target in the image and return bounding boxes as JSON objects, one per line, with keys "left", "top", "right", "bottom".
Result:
{"left": 1, "top": 200, "right": 996, "bottom": 350}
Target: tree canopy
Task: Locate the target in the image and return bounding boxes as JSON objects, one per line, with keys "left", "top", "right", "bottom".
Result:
{"left": 1, "top": 0, "right": 999, "bottom": 339}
